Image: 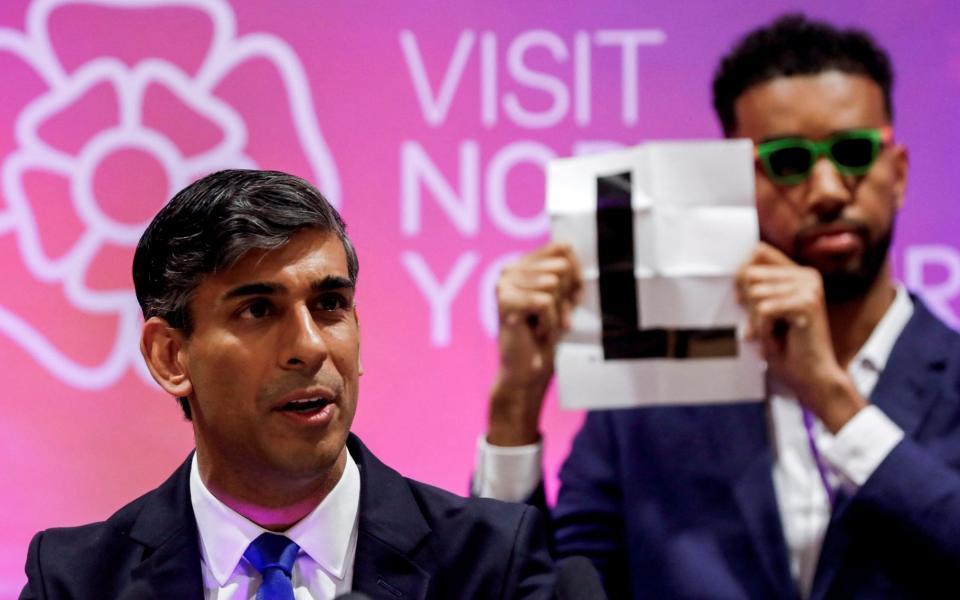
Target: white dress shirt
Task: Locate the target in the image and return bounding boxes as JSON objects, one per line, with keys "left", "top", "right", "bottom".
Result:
{"left": 474, "top": 286, "right": 913, "bottom": 598}
{"left": 190, "top": 452, "right": 361, "bottom": 600}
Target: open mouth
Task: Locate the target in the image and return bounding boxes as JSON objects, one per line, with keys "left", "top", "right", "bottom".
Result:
{"left": 279, "top": 398, "right": 330, "bottom": 413}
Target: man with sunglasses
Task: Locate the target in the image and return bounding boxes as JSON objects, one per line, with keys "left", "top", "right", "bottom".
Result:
{"left": 475, "top": 14, "right": 960, "bottom": 599}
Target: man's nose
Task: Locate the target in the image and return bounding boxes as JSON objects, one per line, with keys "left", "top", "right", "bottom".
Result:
{"left": 279, "top": 305, "right": 327, "bottom": 371}
{"left": 805, "top": 155, "right": 853, "bottom": 219}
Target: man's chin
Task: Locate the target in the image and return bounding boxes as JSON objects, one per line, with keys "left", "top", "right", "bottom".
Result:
{"left": 801, "top": 240, "right": 890, "bottom": 304}
{"left": 820, "top": 270, "right": 875, "bottom": 303}
{"left": 790, "top": 222, "right": 893, "bottom": 305}
{"left": 276, "top": 437, "right": 348, "bottom": 479}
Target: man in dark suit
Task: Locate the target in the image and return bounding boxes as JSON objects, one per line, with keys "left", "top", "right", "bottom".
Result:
{"left": 475, "top": 14, "right": 960, "bottom": 598}
{"left": 21, "top": 169, "right": 558, "bottom": 599}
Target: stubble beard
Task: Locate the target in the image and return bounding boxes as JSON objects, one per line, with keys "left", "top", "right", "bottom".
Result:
{"left": 761, "top": 218, "right": 894, "bottom": 305}
{"left": 799, "top": 221, "right": 893, "bottom": 304}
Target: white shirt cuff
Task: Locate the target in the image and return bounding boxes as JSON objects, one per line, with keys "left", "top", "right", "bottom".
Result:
{"left": 820, "top": 405, "right": 904, "bottom": 488}
{"left": 472, "top": 435, "right": 543, "bottom": 502}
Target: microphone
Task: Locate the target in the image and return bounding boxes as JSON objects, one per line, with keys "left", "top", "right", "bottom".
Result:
{"left": 557, "top": 556, "right": 607, "bottom": 600}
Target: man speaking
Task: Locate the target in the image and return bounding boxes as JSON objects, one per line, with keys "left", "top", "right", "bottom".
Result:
{"left": 475, "top": 14, "right": 960, "bottom": 599}
{"left": 21, "top": 170, "right": 558, "bottom": 599}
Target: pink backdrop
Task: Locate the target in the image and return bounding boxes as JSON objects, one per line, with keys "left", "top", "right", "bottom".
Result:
{"left": 2, "top": 1, "right": 959, "bottom": 593}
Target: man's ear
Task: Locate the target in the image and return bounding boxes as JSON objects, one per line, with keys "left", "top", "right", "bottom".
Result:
{"left": 354, "top": 306, "right": 363, "bottom": 377}
{"left": 892, "top": 143, "right": 909, "bottom": 211}
{"left": 140, "top": 316, "right": 193, "bottom": 397}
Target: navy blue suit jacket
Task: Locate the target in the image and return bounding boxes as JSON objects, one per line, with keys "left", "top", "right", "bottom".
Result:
{"left": 21, "top": 435, "right": 556, "bottom": 599}
{"left": 547, "top": 297, "right": 960, "bottom": 598}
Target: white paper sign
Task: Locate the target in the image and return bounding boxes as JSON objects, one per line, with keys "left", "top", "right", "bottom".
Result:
{"left": 547, "top": 139, "right": 765, "bottom": 409}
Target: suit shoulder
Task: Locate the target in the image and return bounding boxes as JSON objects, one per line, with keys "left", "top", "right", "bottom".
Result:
{"left": 402, "top": 476, "right": 552, "bottom": 560}
{"left": 406, "top": 476, "right": 536, "bottom": 528}
{"left": 350, "top": 434, "right": 539, "bottom": 537}
{"left": 399, "top": 477, "right": 554, "bottom": 591}
{"left": 349, "top": 435, "right": 549, "bottom": 559}
{"left": 22, "top": 460, "right": 202, "bottom": 600}
{"left": 28, "top": 489, "right": 151, "bottom": 562}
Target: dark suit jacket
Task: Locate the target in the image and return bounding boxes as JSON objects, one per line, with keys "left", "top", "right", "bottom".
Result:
{"left": 546, "top": 297, "right": 960, "bottom": 599}
{"left": 21, "top": 435, "right": 556, "bottom": 599}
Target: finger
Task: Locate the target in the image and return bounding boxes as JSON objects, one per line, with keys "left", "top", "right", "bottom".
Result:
{"left": 742, "top": 320, "right": 756, "bottom": 341}
{"left": 510, "top": 256, "right": 575, "bottom": 280}
{"left": 751, "top": 241, "right": 795, "bottom": 266}
{"left": 525, "top": 241, "right": 574, "bottom": 261}
{"left": 737, "top": 269, "right": 792, "bottom": 307}
{"left": 741, "top": 310, "right": 763, "bottom": 341}
{"left": 741, "top": 289, "right": 811, "bottom": 342}
{"left": 737, "top": 243, "right": 798, "bottom": 290}
{"left": 519, "top": 242, "right": 582, "bottom": 286}
{"left": 741, "top": 281, "right": 801, "bottom": 304}
{"left": 559, "top": 298, "right": 575, "bottom": 331}
{"left": 509, "top": 258, "right": 581, "bottom": 302}
{"left": 554, "top": 244, "right": 584, "bottom": 298}
{"left": 736, "top": 245, "right": 767, "bottom": 281}
{"left": 740, "top": 265, "right": 808, "bottom": 285}
{"left": 528, "top": 291, "right": 561, "bottom": 342}
{"left": 507, "top": 270, "right": 563, "bottom": 294}
{"left": 755, "top": 297, "right": 813, "bottom": 331}
{"left": 499, "top": 287, "right": 560, "bottom": 340}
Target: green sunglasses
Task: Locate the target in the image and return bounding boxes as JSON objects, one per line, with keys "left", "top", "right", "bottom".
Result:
{"left": 755, "top": 126, "right": 893, "bottom": 185}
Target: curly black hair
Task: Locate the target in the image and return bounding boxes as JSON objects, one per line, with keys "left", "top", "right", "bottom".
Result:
{"left": 712, "top": 14, "right": 894, "bottom": 135}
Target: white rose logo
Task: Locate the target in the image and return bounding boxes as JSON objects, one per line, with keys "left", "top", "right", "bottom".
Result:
{"left": 0, "top": 0, "right": 339, "bottom": 389}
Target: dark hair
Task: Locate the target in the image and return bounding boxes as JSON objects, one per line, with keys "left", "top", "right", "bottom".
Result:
{"left": 712, "top": 14, "right": 894, "bottom": 135}
{"left": 133, "top": 169, "right": 358, "bottom": 419}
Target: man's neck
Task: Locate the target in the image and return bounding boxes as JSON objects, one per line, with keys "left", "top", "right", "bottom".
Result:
{"left": 196, "top": 447, "right": 347, "bottom": 531}
{"left": 826, "top": 264, "right": 897, "bottom": 368}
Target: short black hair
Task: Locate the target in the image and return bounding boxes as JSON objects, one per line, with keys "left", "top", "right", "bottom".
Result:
{"left": 133, "top": 169, "right": 358, "bottom": 419}
{"left": 712, "top": 13, "right": 894, "bottom": 135}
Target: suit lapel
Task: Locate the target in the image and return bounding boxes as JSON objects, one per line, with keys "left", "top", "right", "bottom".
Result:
{"left": 811, "top": 298, "right": 948, "bottom": 599}
{"left": 352, "top": 531, "right": 431, "bottom": 600}
{"left": 127, "top": 454, "right": 205, "bottom": 599}
{"left": 864, "top": 299, "right": 946, "bottom": 439}
{"left": 348, "top": 435, "right": 432, "bottom": 599}
{"left": 727, "top": 403, "right": 796, "bottom": 599}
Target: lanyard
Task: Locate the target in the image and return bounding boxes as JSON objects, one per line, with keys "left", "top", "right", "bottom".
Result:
{"left": 801, "top": 408, "right": 836, "bottom": 506}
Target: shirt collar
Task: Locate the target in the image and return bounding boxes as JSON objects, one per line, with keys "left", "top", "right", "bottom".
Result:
{"left": 189, "top": 450, "right": 361, "bottom": 586}
{"left": 852, "top": 284, "right": 913, "bottom": 374}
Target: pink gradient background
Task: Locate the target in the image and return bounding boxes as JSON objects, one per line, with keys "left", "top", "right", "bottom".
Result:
{"left": 2, "top": 1, "right": 958, "bottom": 593}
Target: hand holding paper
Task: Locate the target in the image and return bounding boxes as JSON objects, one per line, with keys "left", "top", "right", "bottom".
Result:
{"left": 736, "top": 243, "right": 866, "bottom": 432}
{"left": 489, "top": 243, "right": 582, "bottom": 445}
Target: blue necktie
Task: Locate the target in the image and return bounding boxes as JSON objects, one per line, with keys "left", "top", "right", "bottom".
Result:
{"left": 244, "top": 533, "right": 301, "bottom": 600}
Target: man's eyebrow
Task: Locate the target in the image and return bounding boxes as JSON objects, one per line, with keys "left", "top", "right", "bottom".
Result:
{"left": 222, "top": 282, "right": 288, "bottom": 301}
{"left": 312, "top": 276, "right": 355, "bottom": 292}
{"left": 760, "top": 128, "right": 870, "bottom": 144}
{"left": 221, "top": 276, "right": 353, "bottom": 302}
{"left": 759, "top": 133, "right": 803, "bottom": 143}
